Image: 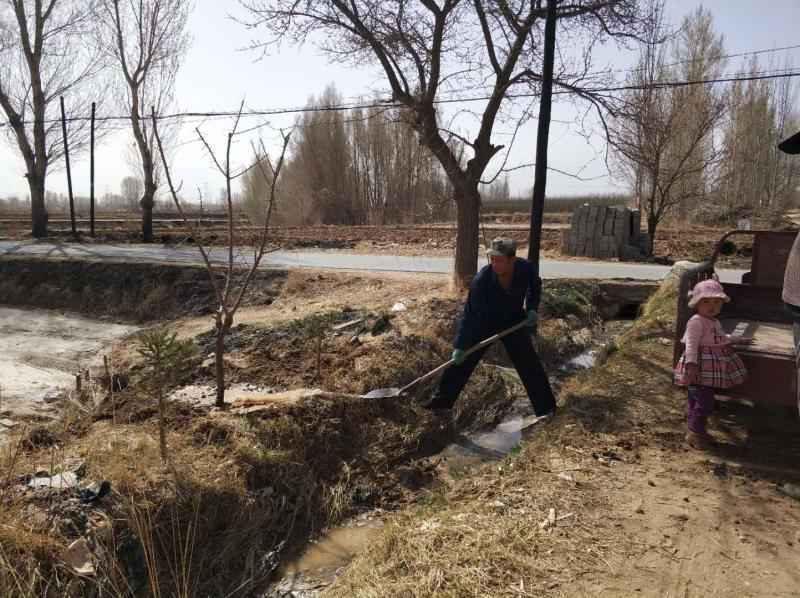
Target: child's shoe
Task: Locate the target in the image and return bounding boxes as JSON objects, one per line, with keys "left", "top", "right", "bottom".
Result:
{"left": 685, "top": 430, "right": 716, "bottom": 450}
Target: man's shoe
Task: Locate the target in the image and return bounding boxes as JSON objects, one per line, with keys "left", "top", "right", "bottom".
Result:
{"left": 424, "top": 407, "right": 454, "bottom": 435}
{"left": 534, "top": 403, "right": 557, "bottom": 420}
{"left": 421, "top": 393, "right": 452, "bottom": 412}
{"left": 427, "top": 407, "right": 452, "bottom": 419}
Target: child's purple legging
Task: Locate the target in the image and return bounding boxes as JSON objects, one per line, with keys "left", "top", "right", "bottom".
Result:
{"left": 687, "top": 385, "right": 715, "bottom": 434}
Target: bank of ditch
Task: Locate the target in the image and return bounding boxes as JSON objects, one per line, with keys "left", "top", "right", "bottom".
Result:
{"left": 0, "top": 260, "right": 650, "bottom": 597}
{"left": 0, "top": 257, "right": 286, "bottom": 322}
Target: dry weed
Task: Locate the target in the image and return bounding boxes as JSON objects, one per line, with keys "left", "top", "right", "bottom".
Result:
{"left": 327, "top": 423, "right": 614, "bottom": 597}
{"left": 0, "top": 432, "right": 65, "bottom": 597}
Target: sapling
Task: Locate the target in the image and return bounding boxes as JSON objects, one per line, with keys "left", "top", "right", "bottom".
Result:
{"left": 136, "top": 330, "right": 195, "bottom": 464}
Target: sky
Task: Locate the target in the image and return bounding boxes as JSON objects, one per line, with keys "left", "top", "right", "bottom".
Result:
{"left": 0, "top": 0, "right": 798, "bottom": 204}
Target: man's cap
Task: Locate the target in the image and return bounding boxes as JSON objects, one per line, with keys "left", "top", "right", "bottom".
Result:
{"left": 486, "top": 237, "right": 517, "bottom": 257}
{"left": 779, "top": 130, "right": 800, "bottom": 155}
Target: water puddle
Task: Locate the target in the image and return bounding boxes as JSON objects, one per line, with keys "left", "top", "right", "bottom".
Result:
{"left": 0, "top": 307, "right": 138, "bottom": 432}
{"left": 284, "top": 524, "right": 382, "bottom": 575}
{"left": 441, "top": 407, "right": 545, "bottom": 472}
{"left": 267, "top": 518, "right": 383, "bottom": 597}
{"left": 470, "top": 414, "right": 535, "bottom": 454}
{"left": 561, "top": 348, "right": 598, "bottom": 372}
{"left": 168, "top": 383, "right": 276, "bottom": 407}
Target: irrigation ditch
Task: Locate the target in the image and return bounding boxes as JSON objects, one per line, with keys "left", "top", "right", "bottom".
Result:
{"left": 0, "top": 257, "right": 656, "bottom": 597}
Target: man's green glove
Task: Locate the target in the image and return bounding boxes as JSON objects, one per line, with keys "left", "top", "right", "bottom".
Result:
{"left": 452, "top": 349, "right": 466, "bottom": 365}
{"left": 525, "top": 309, "right": 538, "bottom": 335}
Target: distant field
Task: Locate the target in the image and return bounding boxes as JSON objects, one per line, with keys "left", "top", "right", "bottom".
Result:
{"left": 484, "top": 194, "right": 631, "bottom": 214}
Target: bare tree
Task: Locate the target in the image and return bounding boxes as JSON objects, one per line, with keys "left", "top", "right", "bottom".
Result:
{"left": 153, "top": 106, "right": 292, "bottom": 408}
{"left": 239, "top": 0, "right": 651, "bottom": 286}
{"left": 607, "top": 1, "right": 723, "bottom": 255}
{"left": 766, "top": 63, "right": 800, "bottom": 214}
{"left": 0, "top": 0, "right": 105, "bottom": 237}
{"left": 349, "top": 102, "right": 448, "bottom": 224}
{"left": 268, "top": 85, "right": 450, "bottom": 226}
{"left": 121, "top": 175, "right": 143, "bottom": 210}
{"left": 481, "top": 175, "right": 510, "bottom": 203}
{"left": 718, "top": 58, "right": 799, "bottom": 221}
{"left": 668, "top": 5, "right": 725, "bottom": 219}
{"left": 241, "top": 149, "right": 273, "bottom": 225}
{"left": 98, "top": 0, "right": 191, "bottom": 242}
{"left": 291, "top": 85, "right": 356, "bottom": 224}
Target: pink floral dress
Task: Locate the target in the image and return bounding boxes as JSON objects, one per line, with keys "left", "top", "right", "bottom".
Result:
{"left": 674, "top": 314, "right": 747, "bottom": 388}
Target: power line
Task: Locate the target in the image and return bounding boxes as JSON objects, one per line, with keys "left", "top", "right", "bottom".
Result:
{"left": 1, "top": 69, "right": 799, "bottom": 130}
{"left": 516, "top": 70, "right": 800, "bottom": 98}
{"left": 715, "top": 42, "right": 800, "bottom": 62}
{"left": 246, "top": 44, "right": 800, "bottom": 120}
{"left": 613, "top": 43, "right": 800, "bottom": 76}
{"left": 294, "top": 42, "right": 800, "bottom": 108}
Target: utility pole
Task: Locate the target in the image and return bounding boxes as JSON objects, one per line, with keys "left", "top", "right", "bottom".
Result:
{"left": 527, "top": 0, "right": 557, "bottom": 309}
{"left": 90, "top": 102, "right": 96, "bottom": 237}
{"left": 60, "top": 97, "right": 76, "bottom": 236}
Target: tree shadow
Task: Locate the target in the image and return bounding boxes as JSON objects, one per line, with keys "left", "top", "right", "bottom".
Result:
{"left": 711, "top": 400, "right": 800, "bottom": 485}
{"left": 565, "top": 391, "right": 632, "bottom": 435}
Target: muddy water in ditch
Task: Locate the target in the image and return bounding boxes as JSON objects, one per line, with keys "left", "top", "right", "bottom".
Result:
{"left": 0, "top": 306, "right": 137, "bottom": 433}
{"left": 269, "top": 519, "right": 385, "bottom": 597}
{"left": 439, "top": 350, "right": 600, "bottom": 473}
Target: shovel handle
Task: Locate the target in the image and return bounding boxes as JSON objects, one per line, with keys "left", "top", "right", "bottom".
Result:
{"left": 399, "top": 319, "right": 529, "bottom": 394}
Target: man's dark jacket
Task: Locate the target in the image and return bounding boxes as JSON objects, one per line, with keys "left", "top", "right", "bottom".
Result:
{"left": 453, "top": 257, "right": 541, "bottom": 350}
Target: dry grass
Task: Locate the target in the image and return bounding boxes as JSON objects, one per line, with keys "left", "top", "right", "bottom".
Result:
{"left": 0, "top": 348, "right": 516, "bottom": 597}
{"left": 326, "top": 421, "right": 619, "bottom": 597}
{"left": 0, "top": 268, "right": 607, "bottom": 597}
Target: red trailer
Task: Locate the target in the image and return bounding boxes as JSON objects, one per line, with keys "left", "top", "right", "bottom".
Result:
{"left": 674, "top": 230, "right": 798, "bottom": 413}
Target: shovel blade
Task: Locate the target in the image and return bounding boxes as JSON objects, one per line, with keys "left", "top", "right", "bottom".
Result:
{"left": 362, "top": 387, "right": 402, "bottom": 399}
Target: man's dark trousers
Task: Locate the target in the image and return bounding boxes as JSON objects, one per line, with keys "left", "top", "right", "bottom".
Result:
{"left": 427, "top": 328, "right": 556, "bottom": 416}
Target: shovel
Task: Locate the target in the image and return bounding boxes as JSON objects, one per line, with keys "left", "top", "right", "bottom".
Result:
{"left": 362, "top": 319, "right": 529, "bottom": 399}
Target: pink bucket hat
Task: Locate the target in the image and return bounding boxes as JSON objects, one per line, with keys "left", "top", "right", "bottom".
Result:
{"left": 688, "top": 279, "right": 730, "bottom": 308}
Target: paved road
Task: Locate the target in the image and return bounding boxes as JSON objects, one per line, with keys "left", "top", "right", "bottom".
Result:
{"left": 0, "top": 240, "right": 746, "bottom": 282}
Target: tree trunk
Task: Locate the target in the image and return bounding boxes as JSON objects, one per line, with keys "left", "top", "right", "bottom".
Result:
{"left": 413, "top": 104, "right": 480, "bottom": 283}
{"left": 129, "top": 84, "right": 157, "bottom": 242}
{"left": 646, "top": 213, "right": 657, "bottom": 256}
{"left": 157, "top": 385, "right": 168, "bottom": 464}
{"left": 453, "top": 187, "right": 480, "bottom": 288}
{"left": 215, "top": 325, "right": 226, "bottom": 408}
{"left": 140, "top": 183, "right": 156, "bottom": 242}
{"left": 29, "top": 174, "right": 48, "bottom": 238}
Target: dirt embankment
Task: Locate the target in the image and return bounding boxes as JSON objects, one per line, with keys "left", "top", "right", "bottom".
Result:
{"left": 0, "top": 257, "right": 286, "bottom": 321}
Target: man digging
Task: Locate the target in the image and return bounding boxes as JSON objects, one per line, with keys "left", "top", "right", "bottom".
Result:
{"left": 424, "top": 238, "right": 557, "bottom": 420}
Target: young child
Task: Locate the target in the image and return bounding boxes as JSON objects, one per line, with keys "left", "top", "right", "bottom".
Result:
{"left": 674, "top": 279, "right": 750, "bottom": 449}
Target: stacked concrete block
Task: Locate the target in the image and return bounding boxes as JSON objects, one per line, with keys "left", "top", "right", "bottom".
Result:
{"left": 561, "top": 204, "right": 646, "bottom": 260}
